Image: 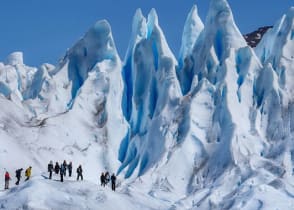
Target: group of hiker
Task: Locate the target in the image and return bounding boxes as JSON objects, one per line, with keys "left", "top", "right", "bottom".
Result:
{"left": 49, "top": 161, "right": 117, "bottom": 191}
{"left": 47, "top": 160, "right": 82, "bottom": 182}
{"left": 3, "top": 161, "right": 117, "bottom": 191}
{"left": 47, "top": 161, "right": 117, "bottom": 190}
{"left": 4, "top": 166, "right": 32, "bottom": 189}
{"left": 100, "top": 171, "right": 116, "bottom": 191}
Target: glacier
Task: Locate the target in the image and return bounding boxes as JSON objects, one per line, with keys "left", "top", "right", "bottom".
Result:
{"left": 0, "top": 0, "right": 294, "bottom": 209}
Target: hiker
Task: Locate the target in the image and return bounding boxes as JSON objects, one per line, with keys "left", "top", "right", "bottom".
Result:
{"left": 60, "top": 163, "right": 65, "bottom": 182}
{"left": 15, "top": 168, "right": 23, "bottom": 185}
{"left": 76, "top": 165, "right": 83, "bottom": 181}
{"left": 100, "top": 172, "right": 105, "bottom": 187}
{"left": 111, "top": 173, "right": 116, "bottom": 191}
{"left": 48, "top": 161, "right": 54, "bottom": 179}
{"left": 104, "top": 171, "right": 110, "bottom": 185}
{"left": 68, "top": 161, "right": 73, "bottom": 177}
{"left": 4, "top": 171, "right": 11, "bottom": 190}
{"left": 62, "top": 160, "right": 67, "bottom": 176}
{"left": 54, "top": 162, "right": 60, "bottom": 174}
{"left": 25, "top": 166, "right": 32, "bottom": 181}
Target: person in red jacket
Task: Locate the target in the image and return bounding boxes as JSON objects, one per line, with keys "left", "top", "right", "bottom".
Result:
{"left": 4, "top": 171, "right": 11, "bottom": 190}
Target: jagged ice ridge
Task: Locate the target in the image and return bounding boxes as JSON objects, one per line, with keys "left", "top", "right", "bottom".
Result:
{"left": 0, "top": 0, "right": 294, "bottom": 209}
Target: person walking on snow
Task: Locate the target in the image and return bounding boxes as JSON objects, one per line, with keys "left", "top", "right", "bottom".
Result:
{"left": 100, "top": 172, "right": 105, "bottom": 187}
{"left": 15, "top": 168, "right": 23, "bottom": 185}
{"left": 54, "top": 162, "right": 60, "bottom": 174}
{"left": 68, "top": 161, "right": 73, "bottom": 177}
{"left": 60, "top": 163, "right": 65, "bottom": 182}
{"left": 104, "top": 171, "right": 110, "bottom": 185}
{"left": 111, "top": 173, "right": 116, "bottom": 191}
{"left": 76, "top": 165, "right": 83, "bottom": 181}
{"left": 48, "top": 161, "right": 54, "bottom": 179}
{"left": 25, "top": 166, "right": 32, "bottom": 181}
{"left": 4, "top": 171, "right": 11, "bottom": 190}
{"left": 62, "top": 160, "right": 67, "bottom": 176}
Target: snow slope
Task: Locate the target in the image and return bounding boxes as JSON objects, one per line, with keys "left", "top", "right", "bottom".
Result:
{"left": 0, "top": 0, "right": 294, "bottom": 209}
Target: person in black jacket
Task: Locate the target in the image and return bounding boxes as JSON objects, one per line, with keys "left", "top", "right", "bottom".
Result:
{"left": 54, "top": 162, "right": 60, "bottom": 174}
{"left": 68, "top": 161, "right": 73, "bottom": 177}
{"left": 100, "top": 172, "right": 105, "bottom": 187}
{"left": 111, "top": 173, "right": 116, "bottom": 191}
{"left": 15, "top": 168, "right": 23, "bottom": 185}
{"left": 48, "top": 161, "right": 54, "bottom": 179}
{"left": 62, "top": 160, "right": 67, "bottom": 176}
{"left": 60, "top": 163, "right": 65, "bottom": 182}
{"left": 76, "top": 165, "right": 83, "bottom": 181}
{"left": 104, "top": 171, "right": 110, "bottom": 185}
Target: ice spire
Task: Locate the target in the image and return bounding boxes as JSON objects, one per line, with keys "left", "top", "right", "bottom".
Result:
{"left": 146, "top": 8, "right": 159, "bottom": 39}
{"left": 204, "top": 0, "right": 247, "bottom": 59}
{"left": 126, "top": 8, "right": 147, "bottom": 57}
{"left": 118, "top": 8, "right": 181, "bottom": 178}
{"left": 132, "top": 9, "right": 147, "bottom": 38}
{"left": 61, "top": 19, "right": 120, "bottom": 101}
{"left": 31, "top": 19, "right": 122, "bottom": 114}
{"left": 122, "top": 9, "right": 147, "bottom": 121}
{"left": 178, "top": 5, "right": 204, "bottom": 68}
{"left": 175, "top": 0, "right": 264, "bottom": 186}
{"left": 146, "top": 8, "right": 177, "bottom": 64}
{"left": 182, "top": 0, "right": 247, "bottom": 92}
{"left": 255, "top": 7, "right": 294, "bottom": 101}
{"left": 6, "top": 52, "right": 24, "bottom": 66}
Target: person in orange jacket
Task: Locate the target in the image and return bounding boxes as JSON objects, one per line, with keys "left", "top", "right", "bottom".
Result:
{"left": 4, "top": 171, "right": 11, "bottom": 190}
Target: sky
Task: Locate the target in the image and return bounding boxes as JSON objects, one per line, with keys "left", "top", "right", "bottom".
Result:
{"left": 0, "top": 0, "right": 293, "bottom": 66}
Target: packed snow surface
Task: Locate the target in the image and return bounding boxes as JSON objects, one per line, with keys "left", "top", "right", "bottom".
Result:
{"left": 0, "top": 0, "right": 294, "bottom": 209}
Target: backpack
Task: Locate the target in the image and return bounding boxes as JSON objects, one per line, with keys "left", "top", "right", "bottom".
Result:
{"left": 60, "top": 165, "right": 65, "bottom": 173}
{"left": 15, "top": 169, "right": 21, "bottom": 177}
{"left": 77, "top": 167, "right": 82, "bottom": 174}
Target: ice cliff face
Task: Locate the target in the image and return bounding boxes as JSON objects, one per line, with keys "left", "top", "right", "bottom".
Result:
{"left": 118, "top": 8, "right": 182, "bottom": 178}
{"left": 0, "top": 1, "right": 294, "bottom": 209}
